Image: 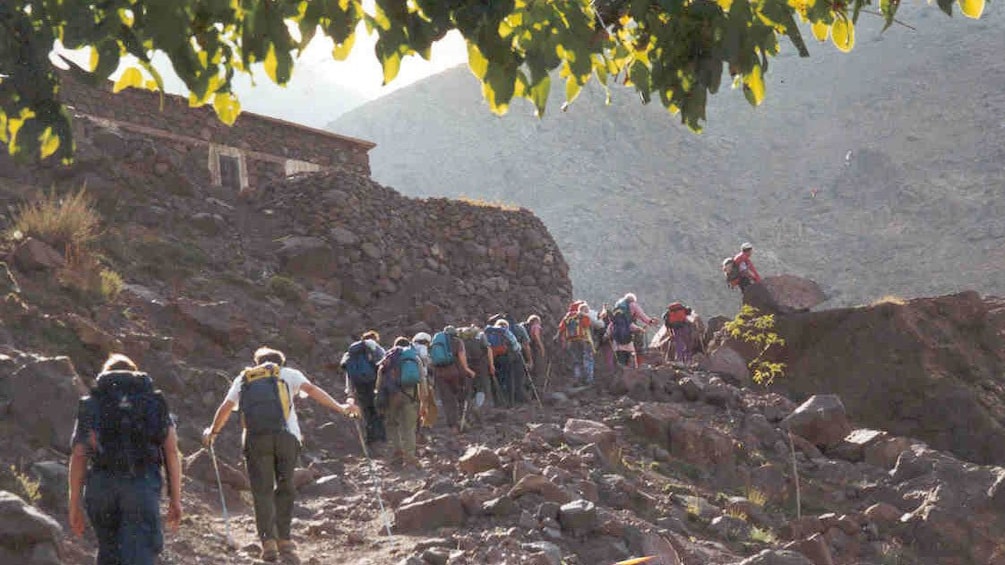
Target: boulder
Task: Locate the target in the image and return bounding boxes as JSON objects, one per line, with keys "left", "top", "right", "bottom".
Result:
{"left": 392, "top": 494, "right": 465, "bottom": 533}
{"left": 782, "top": 395, "right": 852, "bottom": 449}
{"left": 669, "top": 420, "right": 735, "bottom": 468}
{"left": 784, "top": 533, "right": 834, "bottom": 565}
{"left": 277, "top": 236, "right": 337, "bottom": 279}
{"left": 522, "top": 541, "right": 562, "bottom": 565}
{"left": 557, "top": 499, "right": 596, "bottom": 535}
{"left": 705, "top": 344, "right": 751, "bottom": 386}
{"left": 743, "top": 275, "right": 827, "bottom": 315}
{"left": 10, "top": 238, "right": 65, "bottom": 272}
{"left": 0, "top": 491, "right": 61, "bottom": 547}
{"left": 458, "top": 445, "right": 501, "bottom": 475}
{"left": 509, "top": 474, "right": 573, "bottom": 504}
{"left": 184, "top": 449, "right": 250, "bottom": 491}
{"left": 28, "top": 462, "right": 68, "bottom": 512}
{"left": 563, "top": 419, "right": 617, "bottom": 460}
{"left": 171, "top": 298, "right": 250, "bottom": 349}
{"left": 9, "top": 356, "right": 81, "bottom": 451}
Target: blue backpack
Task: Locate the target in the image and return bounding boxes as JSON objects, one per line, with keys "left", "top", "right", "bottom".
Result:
{"left": 429, "top": 332, "right": 455, "bottom": 367}
{"left": 342, "top": 341, "right": 378, "bottom": 386}
{"left": 611, "top": 307, "right": 634, "bottom": 345}
{"left": 484, "top": 326, "right": 510, "bottom": 357}
{"left": 91, "top": 372, "right": 170, "bottom": 476}
{"left": 384, "top": 346, "right": 422, "bottom": 388}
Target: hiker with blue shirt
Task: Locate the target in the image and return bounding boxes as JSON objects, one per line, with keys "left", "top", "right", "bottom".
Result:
{"left": 68, "top": 353, "right": 182, "bottom": 565}
{"left": 202, "top": 346, "right": 358, "bottom": 562}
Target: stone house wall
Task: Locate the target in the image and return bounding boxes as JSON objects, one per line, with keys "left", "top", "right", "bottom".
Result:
{"left": 57, "top": 73, "right": 374, "bottom": 192}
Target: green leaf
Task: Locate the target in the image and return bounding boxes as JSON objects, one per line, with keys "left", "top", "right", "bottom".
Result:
{"left": 937, "top": 0, "right": 954, "bottom": 16}
{"left": 39, "top": 127, "right": 61, "bottom": 160}
{"left": 212, "top": 92, "right": 242, "bottom": 125}
{"left": 380, "top": 50, "right": 402, "bottom": 85}
{"left": 565, "top": 76, "right": 584, "bottom": 106}
{"left": 742, "top": 63, "right": 765, "bottom": 106}
{"left": 959, "top": 0, "right": 985, "bottom": 18}
{"left": 467, "top": 44, "right": 489, "bottom": 79}
{"left": 528, "top": 74, "right": 551, "bottom": 117}
{"left": 332, "top": 33, "right": 356, "bottom": 61}
{"left": 112, "top": 68, "right": 145, "bottom": 93}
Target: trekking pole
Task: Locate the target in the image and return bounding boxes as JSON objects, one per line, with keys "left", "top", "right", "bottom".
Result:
{"left": 459, "top": 399, "right": 469, "bottom": 432}
{"left": 523, "top": 364, "right": 544, "bottom": 408}
{"left": 208, "top": 444, "right": 237, "bottom": 549}
{"left": 543, "top": 360, "right": 552, "bottom": 393}
{"left": 351, "top": 417, "right": 393, "bottom": 536}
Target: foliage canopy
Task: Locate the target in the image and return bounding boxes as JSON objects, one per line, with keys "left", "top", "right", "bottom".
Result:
{"left": 0, "top": 0, "right": 987, "bottom": 162}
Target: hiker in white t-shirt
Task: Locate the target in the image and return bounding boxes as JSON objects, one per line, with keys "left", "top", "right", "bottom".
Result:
{"left": 202, "top": 347, "right": 358, "bottom": 562}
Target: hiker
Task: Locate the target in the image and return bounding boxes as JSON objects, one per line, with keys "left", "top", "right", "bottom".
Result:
{"left": 410, "top": 332, "right": 437, "bottom": 433}
{"left": 608, "top": 293, "right": 656, "bottom": 368}
{"left": 484, "top": 319, "right": 522, "bottom": 406}
{"left": 524, "top": 314, "right": 546, "bottom": 363}
{"left": 202, "top": 347, "right": 358, "bottom": 562}
{"left": 375, "top": 337, "right": 430, "bottom": 468}
{"left": 732, "top": 242, "right": 762, "bottom": 291}
{"left": 595, "top": 304, "right": 615, "bottom": 372}
{"left": 341, "top": 330, "right": 386, "bottom": 445}
{"left": 558, "top": 301, "right": 596, "bottom": 384}
{"left": 662, "top": 302, "right": 695, "bottom": 364}
{"left": 459, "top": 323, "right": 496, "bottom": 414}
{"left": 429, "top": 326, "right": 477, "bottom": 433}
{"left": 68, "top": 353, "right": 182, "bottom": 565}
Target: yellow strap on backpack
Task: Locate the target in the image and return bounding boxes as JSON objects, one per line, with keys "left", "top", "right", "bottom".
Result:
{"left": 240, "top": 363, "right": 291, "bottom": 423}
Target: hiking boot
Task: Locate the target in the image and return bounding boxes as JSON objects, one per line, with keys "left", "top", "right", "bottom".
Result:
{"left": 261, "top": 539, "right": 279, "bottom": 562}
{"left": 278, "top": 539, "right": 298, "bottom": 558}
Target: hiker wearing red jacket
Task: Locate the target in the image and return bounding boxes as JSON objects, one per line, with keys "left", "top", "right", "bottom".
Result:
{"left": 733, "top": 242, "right": 761, "bottom": 291}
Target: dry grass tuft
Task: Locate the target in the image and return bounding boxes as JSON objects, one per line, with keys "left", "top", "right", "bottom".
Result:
{"left": 10, "top": 188, "right": 100, "bottom": 251}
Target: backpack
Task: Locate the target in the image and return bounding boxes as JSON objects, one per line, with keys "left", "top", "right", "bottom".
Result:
{"left": 91, "top": 371, "right": 170, "bottom": 476}
{"left": 484, "top": 326, "right": 510, "bottom": 356}
{"left": 560, "top": 312, "right": 588, "bottom": 341}
{"left": 664, "top": 302, "right": 689, "bottom": 328}
{"left": 383, "top": 346, "right": 422, "bottom": 389}
{"left": 723, "top": 257, "right": 741, "bottom": 286}
{"left": 239, "top": 363, "right": 292, "bottom": 436}
{"left": 611, "top": 308, "right": 634, "bottom": 345}
{"left": 429, "top": 332, "right": 456, "bottom": 367}
{"left": 460, "top": 329, "right": 487, "bottom": 363}
{"left": 342, "top": 340, "right": 377, "bottom": 386}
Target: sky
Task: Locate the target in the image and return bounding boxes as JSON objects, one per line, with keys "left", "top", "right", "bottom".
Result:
{"left": 56, "top": 14, "right": 470, "bottom": 128}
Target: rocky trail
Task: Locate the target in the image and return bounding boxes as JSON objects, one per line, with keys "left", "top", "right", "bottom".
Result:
{"left": 35, "top": 346, "right": 1005, "bottom": 565}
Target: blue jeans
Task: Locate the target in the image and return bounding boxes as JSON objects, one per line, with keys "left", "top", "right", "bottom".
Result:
{"left": 85, "top": 468, "right": 163, "bottom": 565}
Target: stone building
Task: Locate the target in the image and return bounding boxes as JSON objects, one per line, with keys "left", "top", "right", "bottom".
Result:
{"left": 58, "top": 73, "right": 375, "bottom": 192}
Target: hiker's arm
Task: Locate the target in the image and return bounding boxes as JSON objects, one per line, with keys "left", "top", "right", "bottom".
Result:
{"left": 750, "top": 262, "right": 762, "bottom": 282}
{"left": 162, "top": 426, "right": 183, "bottom": 532}
{"left": 301, "top": 382, "right": 356, "bottom": 417}
{"left": 68, "top": 442, "right": 88, "bottom": 537}
{"left": 456, "top": 342, "right": 475, "bottom": 377}
{"left": 204, "top": 399, "right": 235, "bottom": 439}
{"left": 486, "top": 346, "right": 496, "bottom": 376}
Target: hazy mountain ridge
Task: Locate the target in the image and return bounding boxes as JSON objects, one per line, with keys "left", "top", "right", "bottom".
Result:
{"left": 330, "top": 5, "right": 1005, "bottom": 316}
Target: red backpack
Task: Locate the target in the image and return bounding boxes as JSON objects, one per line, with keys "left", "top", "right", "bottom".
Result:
{"left": 664, "top": 302, "right": 689, "bottom": 328}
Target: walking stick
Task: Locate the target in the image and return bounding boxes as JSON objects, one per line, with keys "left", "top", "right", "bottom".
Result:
{"left": 351, "top": 417, "right": 393, "bottom": 536}
{"left": 523, "top": 364, "right": 544, "bottom": 408}
{"left": 208, "top": 444, "right": 237, "bottom": 549}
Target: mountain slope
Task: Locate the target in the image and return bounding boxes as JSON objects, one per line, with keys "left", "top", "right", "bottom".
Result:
{"left": 330, "top": 5, "right": 1005, "bottom": 316}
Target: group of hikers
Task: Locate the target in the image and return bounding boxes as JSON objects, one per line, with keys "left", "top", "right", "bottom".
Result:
{"left": 65, "top": 242, "right": 762, "bottom": 564}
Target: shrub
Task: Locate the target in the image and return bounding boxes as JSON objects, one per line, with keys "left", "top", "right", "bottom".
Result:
{"left": 268, "top": 275, "right": 305, "bottom": 303}
{"left": 723, "top": 305, "right": 786, "bottom": 386}
{"left": 10, "top": 188, "right": 100, "bottom": 252}
{"left": 749, "top": 526, "right": 777, "bottom": 544}
{"left": 100, "top": 269, "right": 124, "bottom": 301}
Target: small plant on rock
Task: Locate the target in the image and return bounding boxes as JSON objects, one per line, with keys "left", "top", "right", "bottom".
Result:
{"left": 0, "top": 464, "right": 41, "bottom": 505}
{"left": 9, "top": 188, "right": 100, "bottom": 251}
{"left": 749, "top": 526, "right": 777, "bottom": 544}
{"left": 723, "top": 305, "right": 786, "bottom": 386}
